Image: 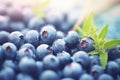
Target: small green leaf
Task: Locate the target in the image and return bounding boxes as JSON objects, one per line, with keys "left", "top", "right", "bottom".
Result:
{"left": 37, "top": 0, "right": 51, "bottom": 11}
{"left": 89, "top": 50, "right": 99, "bottom": 55}
{"left": 76, "top": 25, "right": 85, "bottom": 36}
{"left": 32, "top": 0, "right": 52, "bottom": 18}
{"left": 100, "top": 52, "right": 108, "bottom": 69}
{"left": 83, "top": 12, "right": 94, "bottom": 32}
{"left": 104, "top": 40, "right": 120, "bottom": 49}
{"left": 99, "top": 24, "right": 108, "bottom": 39}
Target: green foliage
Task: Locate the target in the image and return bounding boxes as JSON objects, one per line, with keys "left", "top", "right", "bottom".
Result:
{"left": 77, "top": 13, "right": 120, "bottom": 69}
{"left": 104, "top": 40, "right": 120, "bottom": 49}
{"left": 32, "top": 0, "right": 52, "bottom": 18}
{"left": 83, "top": 12, "right": 94, "bottom": 32}
{"left": 99, "top": 24, "right": 108, "bottom": 39}
{"left": 99, "top": 51, "right": 108, "bottom": 69}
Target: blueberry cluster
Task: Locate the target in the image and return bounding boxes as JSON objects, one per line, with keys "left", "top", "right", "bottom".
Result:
{"left": 0, "top": 1, "right": 120, "bottom": 80}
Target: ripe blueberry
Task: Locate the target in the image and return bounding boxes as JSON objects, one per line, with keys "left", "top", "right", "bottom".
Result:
{"left": 79, "top": 73, "right": 94, "bottom": 80}
{"left": 78, "top": 37, "right": 95, "bottom": 52}
{"left": 36, "top": 44, "right": 53, "bottom": 60}
{"left": 16, "top": 73, "right": 34, "bottom": 80}
{"left": 0, "top": 31, "right": 9, "bottom": 45}
{"left": 90, "top": 65, "right": 104, "bottom": 79}
{"left": 108, "top": 45, "right": 120, "bottom": 61}
{"left": 9, "top": 31, "right": 25, "bottom": 48}
{"left": 105, "top": 61, "right": 119, "bottom": 79}
{"left": 20, "top": 43, "right": 36, "bottom": 55}
{"left": 25, "top": 30, "right": 40, "bottom": 48}
{"left": 98, "top": 74, "right": 113, "bottom": 80}
{"left": 39, "top": 70, "right": 59, "bottom": 80}
{"left": 63, "top": 62, "right": 83, "bottom": 79}
{"left": 40, "top": 25, "right": 57, "bottom": 45}
{"left": 72, "top": 51, "right": 90, "bottom": 69}
{"left": 2, "top": 42, "right": 17, "bottom": 60}
{"left": 43, "top": 54, "right": 60, "bottom": 70}
{"left": 57, "top": 51, "right": 72, "bottom": 69}
{"left": 19, "top": 57, "right": 38, "bottom": 78}
{"left": 52, "top": 39, "right": 66, "bottom": 55}
{"left": 17, "top": 48, "right": 35, "bottom": 61}
{"left": 64, "top": 31, "right": 79, "bottom": 49}
{"left": 28, "top": 17, "right": 45, "bottom": 31}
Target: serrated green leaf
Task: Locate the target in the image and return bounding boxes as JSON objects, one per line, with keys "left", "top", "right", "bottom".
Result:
{"left": 99, "top": 24, "right": 108, "bottom": 39}
{"left": 104, "top": 40, "right": 120, "bottom": 49}
{"left": 83, "top": 12, "right": 94, "bottom": 32}
{"left": 100, "top": 52, "right": 108, "bottom": 69}
{"left": 76, "top": 25, "right": 85, "bottom": 36}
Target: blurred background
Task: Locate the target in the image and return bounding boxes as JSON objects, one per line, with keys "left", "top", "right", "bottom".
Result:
{"left": 0, "top": 0, "right": 120, "bottom": 39}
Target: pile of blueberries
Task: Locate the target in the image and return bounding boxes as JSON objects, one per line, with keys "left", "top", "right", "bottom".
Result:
{"left": 0, "top": 1, "right": 120, "bottom": 80}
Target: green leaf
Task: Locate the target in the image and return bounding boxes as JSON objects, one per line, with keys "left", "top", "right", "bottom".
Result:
{"left": 89, "top": 50, "right": 99, "bottom": 55}
{"left": 32, "top": 0, "right": 52, "bottom": 18}
{"left": 83, "top": 12, "right": 94, "bottom": 32}
{"left": 76, "top": 25, "right": 85, "bottom": 36}
{"left": 99, "top": 24, "right": 108, "bottom": 39}
{"left": 100, "top": 52, "right": 108, "bottom": 69}
{"left": 37, "top": 0, "right": 51, "bottom": 11}
{"left": 104, "top": 40, "right": 120, "bottom": 49}
{"left": 88, "top": 50, "right": 99, "bottom": 55}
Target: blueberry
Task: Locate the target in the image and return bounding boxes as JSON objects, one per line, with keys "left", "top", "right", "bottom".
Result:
{"left": 36, "top": 44, "right": 53, "bottom": 60}
{"left": 45, "top": 10, "right": 64, "bottom": 28}
{"left": 0, "top": 16, "right": 9, "bottom": 31}
{"left": 108, "top": 45, "right": 120, "bottom": 61}
{"left": 2, "top": 42, "right": 17, "bottom": 60}
{"left": 57, "top": 51, "right": 72, "bottom": 69}
{"left": 105, "top": 61, "right": 119, "bottom": 79}
{"left": 0, "top": 31, "right": 9, "bottom": 45}
{"left": 16, "top": 73, "right": 34, "bottom": 80}
{"left": 9, "top": 31, "right": 25, "bottom": 48}
{"left": 43, "top": 54, "right": 60, "bottom": 70}
{"left": 19, "top": 57, "right": 38, "bottom": 78}
{"left": 61, "top": 78, "right": 75, "bottom": 80}
{"left": 0, "top": 46, "right": 4, "bottom": 65}
{"left": 52, "top": 39, "right": 66, "bottom": 54}
{"left": 9, "top": 21, "right": 25, "bottom": 32}
{"left": 90, "top": 65, "right": 104, "bottom": 79}
{"left": 64, "top": 31, "right": 79, "bottom": 49}
{"left": 57, "top": 70, "right": 64, "bottom": 79}
{"left": 0, "top": 67, "right": 15, "bottom": 80}
{"left": 28, "top": 17, "right": 45, "bottom": 31}
{"left": 21, "top": 28, "right": 30, "bottom": 35}
{"left": 3, "top": 60, "right": 17, "bottom": 71}
{"left": 25, "top": 30, "right": 40, "bottom": 48}
{"left": 90, "top": 55, "right": 100, "bottom": 67}
{"left": 39, "top": 70, "right": 59, "bottom": 80}
{"left": 63, "top": 62, "right": 83, "bottom": 79}
{"left": 17, "top": 48, "right": 35, "bottom": 61}
{"left": 115, "top": 58, "right": 120, "bottom": 75}
{"left": 40, "top": 25, "right": 57, "bottom": 45}
{"left": 78, "top": 37, "right": 95, "bottom": 52}
{"left": 79, "top": 73, "right": 94, "bottom": 80}
{"left": 36, "top": 61, "right": 43, "bottom": 75}
{"left": 98, "top": 74, "right": 113, "bottom": 80}
{"left": 22, "top": 8, "right": 34, "bottom": 25}
{"left": 20, "top": 43, "right": 36, "bottom": 55}
{"left": 56, "top": 31, "right": 65, "bottom": 39}
{"left": 60, "top": 22, "right": 73, "bottom": 33}
{"left": 72, "top": 51, "right": 90, "bottom": 69}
